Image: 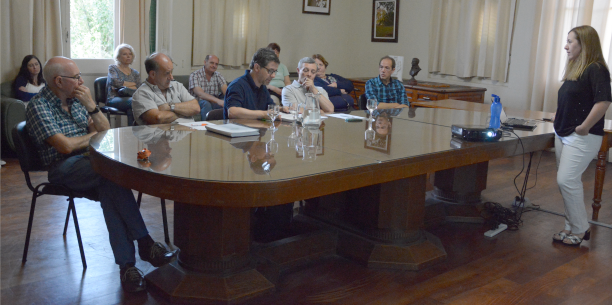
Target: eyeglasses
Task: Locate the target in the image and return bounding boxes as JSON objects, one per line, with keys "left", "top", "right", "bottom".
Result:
{"left": 261, "top": 66, "right": 278, "bottom": 76}
{"left": 58, "top": 73, "right": 82, "bottom": 81}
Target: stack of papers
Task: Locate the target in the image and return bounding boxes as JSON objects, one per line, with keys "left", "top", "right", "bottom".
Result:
{"left": 205, "top": 123, "right": 260, "bottom": 137}
{"left": 179, "top": 121, "right": 215, "bottom": 131}
{"left": 277, "top": 112, "right": 328, "bottom": 122}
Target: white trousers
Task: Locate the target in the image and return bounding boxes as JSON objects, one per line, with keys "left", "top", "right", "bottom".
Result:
{"left": 555, "top": 132, "right": 602, "bottom": 234}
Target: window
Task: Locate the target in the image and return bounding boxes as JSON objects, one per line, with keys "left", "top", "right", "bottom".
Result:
{"left": 60, "top": 0, "right": 121, "bottom": 72}
{"left": 557, "top": 1, "right": 612, "bottom": 80}
{"left": 69, "top": 0, "right": 115, "bottom": 59}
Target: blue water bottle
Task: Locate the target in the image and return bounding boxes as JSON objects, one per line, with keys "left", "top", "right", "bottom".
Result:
{"left": 489, "top": 94, "right": 502, "bottom": 129}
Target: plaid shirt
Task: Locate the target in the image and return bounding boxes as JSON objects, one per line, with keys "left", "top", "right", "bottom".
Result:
{"left": 188, "top": 68, "right": 226, "bottom": 98}
{"left": 25, "top": 86, "right": 90, "bottom": 167}
{"left": 365, "top": 76, "right": 409, "bottom": 106}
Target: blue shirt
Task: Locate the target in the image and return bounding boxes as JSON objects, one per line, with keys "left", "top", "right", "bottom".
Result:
{"left": 365, "top": 76, "right": 409, "bottom": 106}
{"left": 223, "top": 70, "right": 275, "bottom": 119}
{"left": 25, "top": 86, "right": 90, "bottom": 167}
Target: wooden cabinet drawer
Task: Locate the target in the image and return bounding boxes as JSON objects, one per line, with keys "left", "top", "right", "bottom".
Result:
{"left": 416, "top": 92, "right": 440, "bottom": 101}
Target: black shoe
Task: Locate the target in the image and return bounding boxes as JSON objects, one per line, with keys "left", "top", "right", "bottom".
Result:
{"left": 120, "top": 266, "right": 146, "bottom": 293}
{"left": 139, "top": 242, "right": 175, "bottom": 267}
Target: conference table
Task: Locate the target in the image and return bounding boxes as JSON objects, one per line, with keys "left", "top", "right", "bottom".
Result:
{"left": 89, "top": 108, "right": 555, "bottom": 304}
{"left": 412, "top": 99, "right": 612, "bottom": 221}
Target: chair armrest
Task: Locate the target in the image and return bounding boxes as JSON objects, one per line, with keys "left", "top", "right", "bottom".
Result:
{"left": 1, "top": 97, "right": 27, "bottom": 154}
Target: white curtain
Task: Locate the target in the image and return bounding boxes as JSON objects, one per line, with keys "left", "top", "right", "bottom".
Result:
{"left": 528, "top": 0, "right": 612, "bottom": 114}
{"left": 428, "top": 0, "right": 517, "bottom": 82}
{"left": 192, "top": 0, "right": 270, "bottom": 67}
{"left": 1, "top": 0, "right": 63, "bottom": 82}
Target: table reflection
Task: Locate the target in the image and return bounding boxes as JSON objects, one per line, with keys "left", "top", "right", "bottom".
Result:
{"left": 364, "top": 109, "right": 398, "bottom": 154}
{"left": 132, "top": 125, "right": 192, "bottom": 173}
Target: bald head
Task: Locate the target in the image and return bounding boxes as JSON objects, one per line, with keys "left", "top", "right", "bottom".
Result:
{"left": 43, "top": 56, "right": 74, "bottom": 88}
{"left": 144, "top": 52, "right": 172, "bottom": 74}
{"left": 144, "top": 52, "right": 174, "bottom": 90}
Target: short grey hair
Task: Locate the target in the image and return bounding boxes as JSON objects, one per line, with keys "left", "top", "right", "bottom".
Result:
{"left": 114, "top": 43, "right": 136, "bottom": 64}
{"left": 298, "top": 57, "right": 316, "bottom": 70}
{"left": 249, "top": 48, "right": 279, "bottom": 70}
{"left": 43, "top": 57, "right": 68, "bottom": 87}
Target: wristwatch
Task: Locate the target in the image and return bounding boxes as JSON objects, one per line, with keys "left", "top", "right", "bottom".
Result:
{"left": 88, "top": 106, "right": 100, "bottom": 115}
{"left": 170, "top": 103, "right": 176, "bottom": 112}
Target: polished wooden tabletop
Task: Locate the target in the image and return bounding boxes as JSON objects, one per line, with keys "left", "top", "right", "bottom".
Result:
{"left": 89, "top": 109, "right": 555, "bottom": 207}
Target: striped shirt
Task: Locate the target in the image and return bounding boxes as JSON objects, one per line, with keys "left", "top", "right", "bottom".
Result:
{"left": 365, "top": 76, "right": 409, "bottom": 106}
{"left": 25, "top": 86, "right": 90, "bottom": 167}
{"left": 188, "top": 68, "right": 226, "bottom": 98}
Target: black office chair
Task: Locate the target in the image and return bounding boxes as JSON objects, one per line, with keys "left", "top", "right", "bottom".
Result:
{"left": 206, "top": 109, "right": 224, "bottom": 121}
{"left": 359, "top": 94, "right": 368, "bottom": 110}
{"left": 12, "top": 121, "right": 96, "bottom": 269}
{"left": 94, "top": 77, "right": 133, "bottom": 126}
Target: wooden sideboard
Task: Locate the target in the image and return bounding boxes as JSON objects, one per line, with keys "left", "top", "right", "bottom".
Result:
{"left": 348, "top": 77, "right": 487, "bottom": 107}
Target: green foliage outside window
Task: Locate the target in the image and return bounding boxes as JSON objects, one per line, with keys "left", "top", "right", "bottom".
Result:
{"left": 70, "top": 0, "right": 114, "bottom": 59}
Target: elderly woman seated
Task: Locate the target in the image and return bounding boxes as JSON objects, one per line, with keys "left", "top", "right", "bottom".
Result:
{"left": 312, "top": 54, "right": 355, "bottom": 112}
{"left": 107, "top": 43, "right": 142, "bottom": 125}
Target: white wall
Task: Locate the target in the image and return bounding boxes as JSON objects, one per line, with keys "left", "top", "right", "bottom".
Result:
{"left": 0, "top": 0, "right": 544, "bottom": 112}
{"left": 164, "top": 0, "right": 539, "bottom": 110}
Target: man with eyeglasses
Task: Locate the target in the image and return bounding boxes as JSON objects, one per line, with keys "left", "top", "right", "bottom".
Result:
{"left": 25, "top": 57, "right": 175, "bottom": 293}
{"left": 132, "top": 52, "right": 200, "bottom": 126}
{"left": 223, "top": 48, "right": 280, "bottom": 119}
{"left": 365, "top": 55, "right": 410, "bottom": 109}
{"left": 281, "top": 57, "right": 335, "bottom": 114}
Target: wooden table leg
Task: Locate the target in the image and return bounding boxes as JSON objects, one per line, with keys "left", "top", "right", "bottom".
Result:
{"left": 145, "top": 202, "right": 274, "bottom": 304}
{"left": 592, "top": 133, "right": 611, "bottom": 221}
{"left": 304, "top": 174, "right": 447, "bottom": 271}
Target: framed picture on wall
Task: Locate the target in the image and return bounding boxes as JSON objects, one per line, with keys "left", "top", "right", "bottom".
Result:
{"left": 302, "top": 0, "right": 331, "bottom": 15}
{"left": 371, "top": 0, "right": 399, "bottom": 42}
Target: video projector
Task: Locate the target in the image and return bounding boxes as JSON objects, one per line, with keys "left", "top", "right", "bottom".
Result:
{"left": 451, "top": 124, "right": 502, "bottom": 142}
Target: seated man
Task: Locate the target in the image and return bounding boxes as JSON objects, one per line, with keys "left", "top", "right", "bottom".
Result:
{"left": 365, "top": 55, "right": 410, "bottom": 109}
{"left": 222, "top": 48, "right": 293, "bottom": 241}
{"left": 281, "top": 57, "right": 334, "bottom": 114}
{"left": 223, "top": 48, "right": 279, "bottom": 120}
{"left": 188, "top": 54, "right": 228, "bottom": 120}
{"left": 132, "top": 52, "right": 200, "bottom": 125}
{"left": 25, "top": 56, "right": 174, "bottom": 293}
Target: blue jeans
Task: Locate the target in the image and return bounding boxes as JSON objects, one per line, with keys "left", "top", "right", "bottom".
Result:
{"left": 48, "top": 155, "right": 148, "bottom": 268}
{"left": 107, "top": 97, "right": 134, "bottom": 126}
{"left": 199, "top": 99, "right": 223, "bottom": 120}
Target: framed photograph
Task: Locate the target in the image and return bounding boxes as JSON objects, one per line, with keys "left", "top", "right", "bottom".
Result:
{"left": 371, "top": 0, "right": 399, "bottom": 43}
{"left": 302, "top": 0, "right": 331, "bottom": 15}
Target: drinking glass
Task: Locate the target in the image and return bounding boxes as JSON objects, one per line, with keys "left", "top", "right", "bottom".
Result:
{"left": 367, "top": 98, "right": 377, "bottom": 121}
{"left": 267, "top": 105, "right": 279, "bottom": 130}
{"left": 287, "top": 102, "right": 299, "bottom": 121}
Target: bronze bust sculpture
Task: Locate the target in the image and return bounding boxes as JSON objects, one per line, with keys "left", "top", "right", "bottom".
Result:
{"left": 407, "top": 58, "right": 421, "bottom": 85}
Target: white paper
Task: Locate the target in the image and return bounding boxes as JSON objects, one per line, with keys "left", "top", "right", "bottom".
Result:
{"left": 390, "top": 55, "right": 404, "bottom": 82}
{"left": 179, "top": 121, "right": 215, "bottom": 131}
{"left": 327, "top": 113, "right": 366, "bottom": 120}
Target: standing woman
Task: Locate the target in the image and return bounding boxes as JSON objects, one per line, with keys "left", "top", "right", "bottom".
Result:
{"left": 13, "top": 55, "right": 46, "bottom": 102}
{"left": 553, "top": 25, "right": 611, "bottom": 246}
{"left": 107, "top": 43, "right": 141, "bottom": 124}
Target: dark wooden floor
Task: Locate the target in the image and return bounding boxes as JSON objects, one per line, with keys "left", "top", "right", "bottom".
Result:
{"left": 2, "top": 151, "right": 611, "bottom": 305}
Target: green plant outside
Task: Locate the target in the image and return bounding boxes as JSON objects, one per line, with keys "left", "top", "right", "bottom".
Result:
{"left": 70, "top": 0, "right": 114, "bottom": 59}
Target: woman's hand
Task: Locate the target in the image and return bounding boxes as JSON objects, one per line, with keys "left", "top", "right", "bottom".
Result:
{"left": 340, "top": 89, "right": 347, "bottom": 94}
{"left": 328, "top": 82, "right": 338, "bottom": 88}
{"left": 575, "top": 125, "right": 589, "bottom": 136}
